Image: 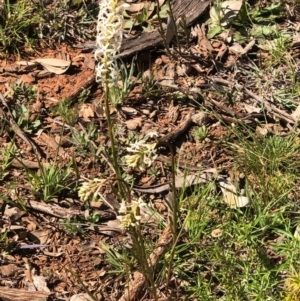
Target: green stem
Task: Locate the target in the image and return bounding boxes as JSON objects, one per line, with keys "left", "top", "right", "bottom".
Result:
{"left": 155, "top": 0, "right": 176, "bottom": 59}
{"left": 166, "top": 0, "right": 181, "bottom": 55}
{"left": 133, "top": 226, "right": 158, "bottom": 301}
{"left": 104, "top": 75, "right": 125, "bottom": 199}
{"left": 170, "top": 149, "right": 178, "bottom": 237}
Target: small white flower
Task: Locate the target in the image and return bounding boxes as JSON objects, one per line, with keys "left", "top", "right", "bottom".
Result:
{"left": 119, "top": 199, "right": 127, "bottom": 214}
{"left": 146, "top": 131, "right": 159, "bottom": 138}
{"left": 78, "top": 178, "right": 106, "bottom": 202}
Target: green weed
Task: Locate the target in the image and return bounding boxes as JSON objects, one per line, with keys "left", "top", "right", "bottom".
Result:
{"left": 51, "top": 98, "right": 78, "bottom": 125}
{"left": 24, "top": 161, "right": 74, "bottom": 202}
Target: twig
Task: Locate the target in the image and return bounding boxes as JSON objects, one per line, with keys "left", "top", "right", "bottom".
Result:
{"left": 0, "top": 156, "right": 49, "bottom": 169}
{"left": 0, "top": 92, "right": 43, "bottom": 156}
{"left": 68, "top": 73, "right": 95, "bottom": 102}
{"left": 157, "top": 114, "right": 192, "bottom": 145}
{"left": 211, "top": 77, "right": 296, "bottom": 124}
{"left": 24, "top": 199, "right": 115, "bottom": 220}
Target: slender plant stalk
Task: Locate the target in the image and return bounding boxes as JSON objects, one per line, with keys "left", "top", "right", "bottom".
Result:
{"left": 103, "top": 77, "right": 125, "bottom": 199}
{"left": 133, "top": 224, "right": 158, "bottom": 301}
{"left": 166, "top": 217, "right": 187, "bottom": 290}
{"left": 170, "top": 146, "right": 178, "bottom": 237}
{"left": 166, "top": 0, "right": 182, "bottom": 54}
{"left": 155, "top": 0, "right": 175, "bottom": 59}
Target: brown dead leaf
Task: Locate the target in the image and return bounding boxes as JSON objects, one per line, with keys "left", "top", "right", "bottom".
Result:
{"left": 244, "top": 104, "right": 261, "bottom": 114}
{"left": 29, "top": 229, "right": 50, "bottom": 245}
{"left": 229, "top": 42, "right": 244, "bottom": 54}
{"left": 215, "top": 42, "right": 228, "bottom": 61}
{"left": 22, "top": 216, "right": 37, "bottom": 232}
{"left": 78, "top": 104, "right": 95, "bottom": 121}
{"left": 77, "top": 53, "right": 95, "bottom": 70}
{"left": 0, "top": 264, "right": 19, "bottom": 277}
{"left": 125, "top": 117, "right": 143, "bottom": 130}
{"left": 4, "top": 206, "right": 26, "bottom": 220}
{"left": 191, "top": 24, "right": 213, "bottom": 58}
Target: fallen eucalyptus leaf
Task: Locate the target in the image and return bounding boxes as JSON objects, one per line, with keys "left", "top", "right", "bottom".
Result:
{"left": 17, "top": 58, "right": 71, "bottom": 74}
{"left": 35, "top": 58, "right": 71, "bottom": 74}
{"left": 125, "top": 2, "right": 144, "bottom": 13}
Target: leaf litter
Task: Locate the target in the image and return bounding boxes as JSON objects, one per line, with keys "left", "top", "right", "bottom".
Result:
{"left": 1, "top": 0, "right": 300, "bottom": 300}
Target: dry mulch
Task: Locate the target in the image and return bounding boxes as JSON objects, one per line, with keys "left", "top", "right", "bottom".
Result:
{"left": 1, "top": 2, "right": 300, "bottom": 301}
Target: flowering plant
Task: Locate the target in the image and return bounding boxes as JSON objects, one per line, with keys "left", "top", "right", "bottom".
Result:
{"left": 124, "top": 132, "right": 158, "bottom": 171}
{"left": 95, "top": 0, "right": 127, "bottom": 88}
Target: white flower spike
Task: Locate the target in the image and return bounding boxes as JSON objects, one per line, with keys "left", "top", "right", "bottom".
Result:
{"left": 95, "top": 0, "right": 126, "bottom": 86}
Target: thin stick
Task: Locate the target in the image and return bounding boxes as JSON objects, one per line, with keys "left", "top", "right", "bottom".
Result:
{"left": 0, "top": 92, "right": 42, "bottom": 156}
{"left": 211, "top": 77, "right": 296, "bottom": 124}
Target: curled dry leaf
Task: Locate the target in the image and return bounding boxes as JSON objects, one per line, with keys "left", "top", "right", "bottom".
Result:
{"left": 219, "top": 179, "right": 249, "bottom": 208}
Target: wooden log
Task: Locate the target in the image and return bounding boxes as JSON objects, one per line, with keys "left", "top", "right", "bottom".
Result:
{"left": 119, "top": 0, "right": 211, "bottom": 57}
